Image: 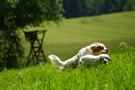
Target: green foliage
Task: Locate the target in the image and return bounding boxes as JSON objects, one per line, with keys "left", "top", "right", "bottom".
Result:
{"left": 123, "top": 0, "right": 135, "bottom": 11}
{"left": 0, "top": 33, "right": 6, "bottom": 71}
{"left": 84, "top": 0, "right": 128, "bottom": 15}
{"left": 0, "top": 0, "right": 63, "bottom": 30}
{"left": 63, "top": 0, "right": 84, "bottom": 18}
{"left": 63, "top": 0, "right": 133, "bottom": 18}
{"left": 84, "top": 0, "right": 105, "bottom": 15}
{"left": 4, "top": 31, "right": 24, "bottom": 68}
{"left": 0, "top": 0, "right": 64, "bottom": 71}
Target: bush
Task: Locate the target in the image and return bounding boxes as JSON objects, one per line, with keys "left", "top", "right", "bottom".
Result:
{"left": 0, "top": 32, "right": 6, "bottom": 71}
{"left": 0, "top": 31, "right": 24, "bottom": 71}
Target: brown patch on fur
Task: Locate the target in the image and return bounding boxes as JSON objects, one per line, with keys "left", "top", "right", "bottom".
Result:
{"left": 90, "top": 43, "right": 105, "bottom": 53}
{"left": 97, "top": 46, "right": 104, "bottom": 52}
{"left": 91, "top": 46, "right": 97, "bottom": 53}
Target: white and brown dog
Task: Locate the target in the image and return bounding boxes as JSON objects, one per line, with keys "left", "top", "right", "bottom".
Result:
{"left": 78, "top": 54, "right": 112, "bottom": 68}
{"left": 48, "top": 42, "right": 109, "bottom": 70}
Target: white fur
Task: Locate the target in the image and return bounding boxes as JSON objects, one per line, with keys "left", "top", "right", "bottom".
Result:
{"left": 78, "top": 54, "right": 111, "bottom": 68}
{"left": 48, "top": 54, "right": 79, "bottom": 70}
{"left": 48, "top": 43, "right": 108, "bottom": 70}
{"left": 78, "top": 43, "right": 108, "bottom": 57}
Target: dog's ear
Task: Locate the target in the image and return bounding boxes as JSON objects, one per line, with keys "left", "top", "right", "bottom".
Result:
{"left": 91, "top": 45, "right": 103, "bottom": 53}
{"left": 90, "top": 42, "right": 105, "bottom": 53}
{"left": 90, "top": 45, "right": 97, "bottom": 53}
{"left": 96, "top": 45, "right": 104, "bottom": 52}
{"left": 90, "top": 43, "right": 97, "bottom": 52}
{"left": 98, "top": 45, "right": 104, "bottom": 50}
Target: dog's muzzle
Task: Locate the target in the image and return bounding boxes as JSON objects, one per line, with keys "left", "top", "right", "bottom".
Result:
{"left": 101, "top": 49, "right": 108, "bottom": 54}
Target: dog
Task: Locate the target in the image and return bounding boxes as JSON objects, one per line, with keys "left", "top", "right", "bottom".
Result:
{"left": 78, "top": 54, "right": 112, "bottom": 68}
{"left": 78, "top": 42, "right": 108, "bottom": 57}
{"left": 48, "top": 42, "right": 108, "bottom": 70}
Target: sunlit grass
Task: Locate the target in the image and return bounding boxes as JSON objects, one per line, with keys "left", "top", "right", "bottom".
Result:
{"left": 0, "top": 48, "right": 135, "bottom": 89}
{"left": 0, "top": 11, "right": 135, "bottom": 89}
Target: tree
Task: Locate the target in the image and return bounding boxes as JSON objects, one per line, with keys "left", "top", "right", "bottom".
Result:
{"left": 68, "top": 0, "right": 82, "bottom": 18}
{"left": 103, "top": 0, "right": 127, "bottom": 13}
{"left": 84, "top": 0, "right": 105, "bottom": 15}
{"left": 63, "top": 0, "right": 130, "bottom": 18}
{"left": 63, "top": 0, "right": 83, "bottom": 18}
{"left": 63, "top": 0, "right": 71, "bottom": 18}
{"left": 0, "top": 0, "right": 64, "bottom": 70}
{"left": 123, "top": 0, "right": 135, "bottom": 11}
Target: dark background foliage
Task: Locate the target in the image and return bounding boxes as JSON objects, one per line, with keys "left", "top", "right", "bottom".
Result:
{"left": 63, "top": 0, "right": 135, "bottom": 18}
{"left": 0, "top": 0, "right": 63, "bottom": 71}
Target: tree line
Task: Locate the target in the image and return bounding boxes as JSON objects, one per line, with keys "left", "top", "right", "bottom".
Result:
{"left": 63, "top": 0, "right": 135, "bottom": 18}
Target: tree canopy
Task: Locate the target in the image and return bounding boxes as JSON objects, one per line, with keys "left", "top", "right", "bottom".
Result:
{"left": 0, "top": 0, "right": 63, "bottom": 30}
{"left": 0, "top": 0, "right": 64, "bottom": 70}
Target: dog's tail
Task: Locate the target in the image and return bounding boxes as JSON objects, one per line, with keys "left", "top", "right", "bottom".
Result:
{"left": 48, "top": 55, "right": 64, "bottom": 67}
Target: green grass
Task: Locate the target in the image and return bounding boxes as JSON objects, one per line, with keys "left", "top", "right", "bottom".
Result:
{"left": 0, "top": 49, "right": 135, "bottom": 89}
{"left": 1, "top": 11, "right": 135, "bottom": 89}
{"left": 22, "top": 11, "right": 135, "bottom": 59}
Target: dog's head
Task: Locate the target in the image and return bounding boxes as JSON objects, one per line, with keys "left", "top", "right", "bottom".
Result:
{"left": 90, "top": 42, "right": 108, "bottom": 55}
{"left": 99, "top": 54, "right": 112, "bottom": 64}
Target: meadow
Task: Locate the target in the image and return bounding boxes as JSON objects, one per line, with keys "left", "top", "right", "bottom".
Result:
{"left": 0, "top": 11, "right": 135, "bottom": 89}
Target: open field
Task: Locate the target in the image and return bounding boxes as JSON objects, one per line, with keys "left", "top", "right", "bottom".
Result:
{"left": 21, "top": 11, "right": 135, "bottom": 59}
{"left": 1, "top": 11, "right": 135, "bottom": 89}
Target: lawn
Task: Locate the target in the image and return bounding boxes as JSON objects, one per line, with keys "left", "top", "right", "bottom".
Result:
{"left": 0, "top": 11, "right": 135, "bottom": 89}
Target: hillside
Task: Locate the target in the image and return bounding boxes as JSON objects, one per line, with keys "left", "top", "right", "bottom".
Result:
{"left": 22, "top": 11, "right": 135, "bottom": 59}
{"left": 1, "top": 11, "right": 135, "bottom": 89}
{"left": 43, "top": 11, "right": 135, "bottom": 45}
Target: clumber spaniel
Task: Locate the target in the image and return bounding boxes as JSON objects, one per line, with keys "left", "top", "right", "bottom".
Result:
{"left": 48, "top": 42, "right": 108, "bottom": 70}
{"left": 78, "top": 54, "right": 112, "bottom": 68}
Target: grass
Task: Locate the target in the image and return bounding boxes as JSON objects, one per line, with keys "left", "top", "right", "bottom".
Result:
{"left": 22, "top": 11, "right": 135, "bottom": 59}
{"left": 1, "top": 11, "right": 135, "bottom": 89}
{"left": 0, "top": 49, "right": 135, "bottom": 89}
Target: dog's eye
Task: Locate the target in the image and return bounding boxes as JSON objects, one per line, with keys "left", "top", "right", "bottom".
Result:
{"left": 105, "top": 57, "right": 108, "bottom": 59}
{"left": 101, "top": 46, "right": 104, "bottom": 49}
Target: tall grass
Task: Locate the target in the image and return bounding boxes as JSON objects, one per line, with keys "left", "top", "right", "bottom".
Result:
{"left": 0, "top": 43, "right": 135, "bottom": 89}
{"left": 0, "top": 11, "right": 135, "bottom": 89}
